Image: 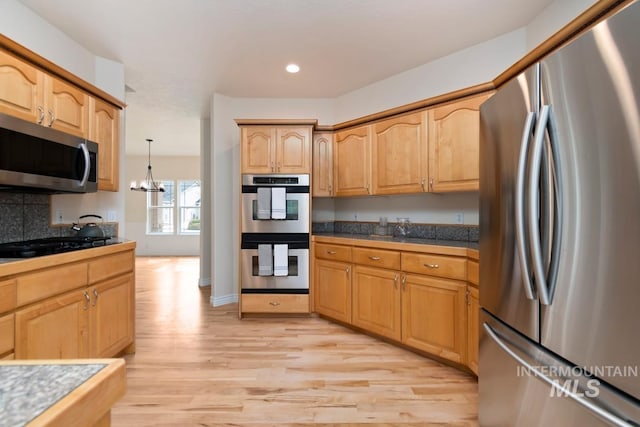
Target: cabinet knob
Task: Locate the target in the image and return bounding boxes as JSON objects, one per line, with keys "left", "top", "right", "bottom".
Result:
{"left": 271, "top": 161, "right": 274, "bottom": 172}
{"left": 327, "top": 250, "right": 337, "bottom": 255}
{"left": 269, "top": 301, "right": 280, "bottom": 306}
{"left": 394, "top": 273, "right": 399, "bottom": 288}
{"left": 47, "top": 110, "right": 55, "bottom": 127}
{"left": 402, "top": 274, "right": 407, "bottom": 290}
{"left": 424, "top": 263, "right": 439, "bottom": 269}
{"left": 346, "top": 266, "right": 350, "bottom": 277}
{"left": 429, "top": 178, "right": 434, "bottom": 190}
{"left": 368, "top": 256, "right": 381, "bottom": 261}
{"left": 92, "top": 288, "right": 99, "bottom": 307}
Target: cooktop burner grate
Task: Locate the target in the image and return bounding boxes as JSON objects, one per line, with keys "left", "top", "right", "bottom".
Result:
{"left": 0, "top": 236, "right": 111, "bottom": 258}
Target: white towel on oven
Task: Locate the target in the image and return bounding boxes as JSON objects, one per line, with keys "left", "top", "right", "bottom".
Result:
{"left": 271, "top": 187, "right": 286, "bottom": 219}
{"left": 256, "top": 187, "right": 271, "bottom": 220}
{"left": 258, "top": 244, "right": 273, "bottom": 276}
{"left": 273, "top": 244, "right": 288, "bottom": 276}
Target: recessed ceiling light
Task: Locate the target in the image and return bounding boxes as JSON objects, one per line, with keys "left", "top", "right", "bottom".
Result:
{"left": 286, "top": 63, "right": 300, "bottom": 73}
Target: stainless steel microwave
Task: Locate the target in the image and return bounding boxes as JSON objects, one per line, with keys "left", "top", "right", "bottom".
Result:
{"left": 0, "top": 112, "right": 98, "bottom": 193}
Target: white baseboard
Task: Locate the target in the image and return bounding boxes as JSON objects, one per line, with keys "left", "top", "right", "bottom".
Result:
{"left": 211, "top": 293, "right": 238, "bottom": 307}
{"left": 198, "top": 277, "right": 211, "bottom": 287}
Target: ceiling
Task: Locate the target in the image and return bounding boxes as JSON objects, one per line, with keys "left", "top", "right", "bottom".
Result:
{"left": 19, "top": 0, "right": 555, "bottom": 156}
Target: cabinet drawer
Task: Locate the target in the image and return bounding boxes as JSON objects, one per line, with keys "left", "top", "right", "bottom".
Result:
{"left": 89, "top": 250, "right": 134, "bottom": 283}
{"left": 241, "top": 294, "right": 309, "bottom": 314}
{"left": 401, "top": 252, "right": 466, "bottom": 280}
{"left": 0, "top": 313, "right": 15, "bottom": 355}
{"left": 0, "top": 279, "right": 17, "bottom": 313}
{"left": 17, "top": 263, "right": 88, "bottom": 307}
{"left": 468, "top": 260, "right": 479, "bottom": 286}
{"left": 315, "top": 243, "right": 352, "bottom": 263}
{"left": 353, "top": 247, "right": 400, "bottom": 270}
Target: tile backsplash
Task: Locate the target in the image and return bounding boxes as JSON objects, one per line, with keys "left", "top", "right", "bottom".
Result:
{"left": 312, "top": 221, "right": 479, "bottom": 243}
{"left": 0, "top": 193, "right": 117, "bottom": 244}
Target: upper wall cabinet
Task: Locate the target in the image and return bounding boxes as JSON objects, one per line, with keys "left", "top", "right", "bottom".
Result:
{"left": 0, "top": 48, "right": 89, "bottom": 139}
{"left": 372, "top": 111, "right": 428, "bottom": 195}
{"left": 428, "top": 93, "right": 491, "bottom": 192}
{"left": 334, "top": 125, "right": 371, "bottom": 197}
{"left": 312, "top": 132, "right": 333, "bottom": 197}
{"left": 91, "top": 98, "right": 120, "bottom": 191}
{"left": 241, "top": 125, "right": 312, "bottom": 174}
{"left": 0, "top": 49, "right": 42, "bottom": 123}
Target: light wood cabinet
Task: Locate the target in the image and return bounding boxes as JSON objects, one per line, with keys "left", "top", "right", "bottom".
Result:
{"left": 90, "top": 273, "right": 134, "bottom": 358}
{"left": 0, "top": 48, "right": 43, "bottom": 123}
{"left": 334, "top": 125, "right": 371, "bottom": 197}
{"left": 241, "top": 126, "right": 311, "bottom": 174}
{"left": 0, "top": 313, "right": 15, "bottom": 356}
{"left": 312, "top": 132, "right": 333, "bottom": 196}
{"left": 0, "top": 48, "right": 90, "bottom": 138}
{"left": 466, "top": 285, "right": 479, "bottom": 374}
{"left": 428, "top": 93, "right": 491, "bottom": 192}
{"left": 241, "top": 294, "right": 309, "bottom": 314}
{"left": 352, "top": 265, "right": 401, "bottom": 341}
{"left": 15, "top": 289, "right": 89, "bottom": 359}
{"left": 314, "top": 259, "right": 352, "bottom": 323}
{"left": 401, "top": 274, "right": 467, "bottom": 364}
{"left": 7, "top": 245, "right": 136, "bottom": 360}
{"left": 372, "top": 111, "right": 428, "bottom": 195}
{"left": 91, "top": 97, "right": 120, "bottom": 191}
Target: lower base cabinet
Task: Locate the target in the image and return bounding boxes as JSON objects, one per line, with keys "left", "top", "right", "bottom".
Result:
{"left": 466, "top": 285, "right": 479, "bottom": 374}
{"left": 15, "top": 272, "right": 134, "bottom": 360}
{"left": 314, "top": 259, "right": 352, "bottom": 323}
{"left": 352, "top": 265, "right": 401, "bottom": 341}
{"left": 401, "top": 274, "right": 467, "bottom": 364}
{"left": 241, "top": 293, "right": 309, "bottom": 314}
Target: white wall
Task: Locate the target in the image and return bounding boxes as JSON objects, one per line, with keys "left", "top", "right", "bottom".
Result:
{"left": 526, "top": 0, "right": 599, "bottom": 50}
{"left": 333, "top": 28, "right": 527, "bottom": 123}
{"left": 125, "top": 155, "right": 200, "bottom": 256}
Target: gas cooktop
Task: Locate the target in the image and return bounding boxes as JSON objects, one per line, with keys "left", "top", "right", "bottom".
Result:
{"left": 0, "top": 236, "right": 112, "bottom": 258}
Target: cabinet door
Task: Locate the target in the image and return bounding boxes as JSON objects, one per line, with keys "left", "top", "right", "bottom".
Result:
{"left": 372, "top": 111, "right": 428, "bottom": 195}
{"left": 0, "top": 49, "right": 44, "bottom": 123}
{"left": 43, "top": 75, "right": 90, "bottom": 138}
{"left": 241, "top": 127, "right": 276, "bottom": 173}
{"left": 312, "top": 132, "right": 333, "bottom": 196}
{"left": 401, "top": 274, "right": 467, "bottom": 363}
{"left": 467, "top": 285, "right": 479, "bottom": 374}
{"left": 276, "top": 127, "right": 311, "bottom": 173}
{"left": 428, "top": 93, "right": 491, "bottom": 192}
{"left": 352, "top": 265, "right": 401, "bottom": 341}
{"left": 15, "top": 290, "right": 89, "bottom": 359}
{"left": 91, "top": 97, "right": 120, "bottom": 191}
{"left": 334, "top": 126, "right": 371, "bottom": 197}
{"left": 90, "top": 274, "right": 134, "bottom": 358}
{"left": 314, "top": 259, "right": 351, "bottom": 323}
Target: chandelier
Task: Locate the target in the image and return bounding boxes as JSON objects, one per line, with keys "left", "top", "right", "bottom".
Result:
{"left": 130, "top": 138, "right": 165, "bottom": 192}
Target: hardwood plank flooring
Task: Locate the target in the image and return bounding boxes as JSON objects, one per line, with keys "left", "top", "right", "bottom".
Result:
{"left": 111, "top": 257, "right": 478, "bottom": 426}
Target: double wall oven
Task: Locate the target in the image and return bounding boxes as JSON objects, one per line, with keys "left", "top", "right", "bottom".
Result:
{"left": 240, "top": 174, "right": 309, "bottom": 293}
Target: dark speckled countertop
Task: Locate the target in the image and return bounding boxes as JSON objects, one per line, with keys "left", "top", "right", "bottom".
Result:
{"left": 313, "top": 232, "right": 479, "bottom": 250}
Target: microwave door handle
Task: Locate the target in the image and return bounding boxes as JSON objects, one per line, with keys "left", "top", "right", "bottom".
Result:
{"left": 79, "top": 142, "right": 91, "bottom": 186}
{"left": 516, "top": 111, "right": 537, "bottom": 300}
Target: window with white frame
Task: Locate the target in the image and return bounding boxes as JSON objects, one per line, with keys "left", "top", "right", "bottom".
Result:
{"left": 146, "top": 180, "right": 200, "bottom": 235}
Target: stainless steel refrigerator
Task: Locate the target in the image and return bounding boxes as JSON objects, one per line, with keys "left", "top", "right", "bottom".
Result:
{"left": 479, "top": 2, "right": 640, "bottom": 425}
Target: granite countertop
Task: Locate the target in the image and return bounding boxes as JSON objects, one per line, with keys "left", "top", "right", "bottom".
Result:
{"left": 0, "top": 363, "right": 106, "bottom": 426}
{"left": 313, "top": 232, "right": 479, "bottom": 250}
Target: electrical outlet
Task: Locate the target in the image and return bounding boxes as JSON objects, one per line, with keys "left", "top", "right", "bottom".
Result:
{"left": 454, "top": 212, "right": 464, "bottom": 224}
{"left": 55, "top": 210, "right": 63, "bottom": 223}
{"left": 107, "top": 210, "right": 117, "bottom": 222}
{"left": 354, "top": 213, "right": 358, "bottom": 221}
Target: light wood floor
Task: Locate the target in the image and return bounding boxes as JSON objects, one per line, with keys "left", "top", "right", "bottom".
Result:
{"left": 111, "top": 257, "right": 478, "bottom": 426}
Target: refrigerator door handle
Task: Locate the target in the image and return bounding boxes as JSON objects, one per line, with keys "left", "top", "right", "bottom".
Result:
{"left": 516, "top": 111, "right": 537, "bottom": 300}
{"left": 483, "top": 322, "right": 635, "bottom": 427}
{"left": 528, "top": 105, "right": 558, "bottom": 306}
